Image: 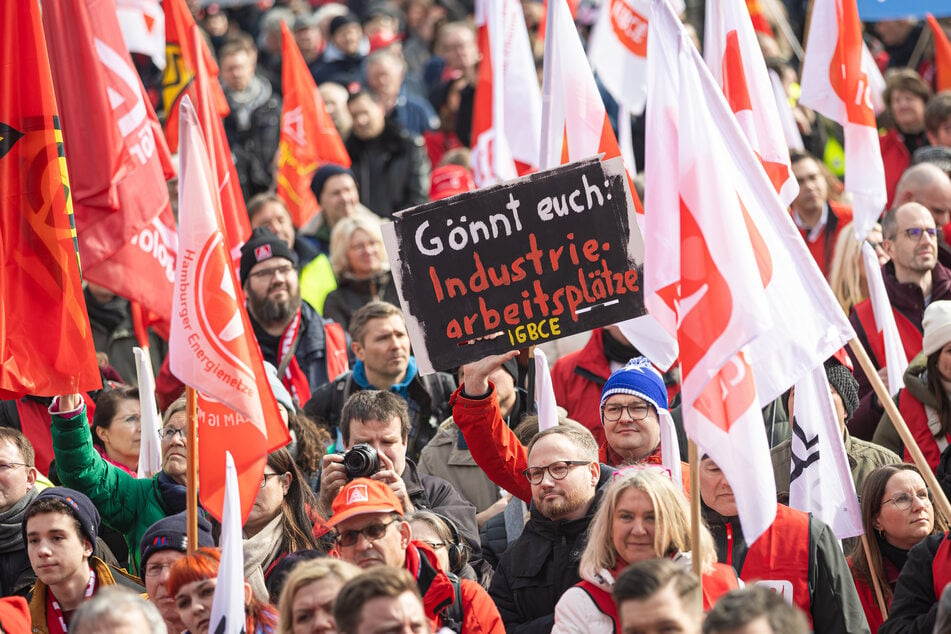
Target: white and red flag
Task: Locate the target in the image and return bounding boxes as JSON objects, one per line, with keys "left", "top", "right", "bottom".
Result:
{"left": 645, "top": 0, "right": 854, "bottom": 541}
{"left": 210, "top": 452, "right": 246, "bottom": 634}
{"left": 704, "top": 0, "right": 798, "bottom": 206}
{"left": 587, "top": 0, "right": 651, "bottom": 116}
{"left": 470, "top": 0, "right": 541, "bottom": 186}
{"left": 276, "top": 21, "right": 350, "bottom": 227}
{"left": 116, "top": 0, "right": 165, "bottom": 70}
{"left": 799, "top": 0, "right": 886, "bottom": 241}
{"left": 170, "top": 97, "right": 289, "bottom": 522}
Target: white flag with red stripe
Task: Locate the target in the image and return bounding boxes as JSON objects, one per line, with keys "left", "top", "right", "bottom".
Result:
{"left": 471, "top": 0, "right": 541, "bottom": 186}
{"left": 862, "top": 242, "right": 908, "bottom": 394}
{"left": 703, "top": 0, "right": 798, "bottom": 206}
{"left": 587, "top": 0, "right": 650, "bottom": 115}
{"left": 799, "top": 0, "right": 886, "bottom": 240}
{"left": 116, "top": 0, "right": 165, "bottom": 70}
{"left": 646, "top": 0, "right": 855, "bottom": 541}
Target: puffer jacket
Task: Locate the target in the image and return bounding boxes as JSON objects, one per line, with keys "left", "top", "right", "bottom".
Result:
{"left": 50, "top": 404, "right": 186, "bottom": 575}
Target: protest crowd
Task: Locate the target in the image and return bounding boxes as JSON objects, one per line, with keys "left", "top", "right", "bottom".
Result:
{"left": 7, "top": 0, "right": 951, "bottom": 632}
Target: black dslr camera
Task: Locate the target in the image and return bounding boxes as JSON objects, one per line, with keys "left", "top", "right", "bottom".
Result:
{"left": 343, "top": 443, "right": 381, "bottom": 479}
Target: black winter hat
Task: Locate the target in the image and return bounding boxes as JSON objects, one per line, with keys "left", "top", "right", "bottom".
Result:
{"left": 824, "top": 356, "right": 860, "bottom": 417}
{"left": 25, "top": 487, "right": 100, "bottom": 547}
{"left": 329, "top": 13, "right": 360, "bottom": 37}
{"left": 139, "top": 511, "right": 215, "bottom": 569}
{"left": 309, "top": 164, "right": 355, "bottom": 202}
{"left": 239, "top": 227, "right": 298, "bottom": 286}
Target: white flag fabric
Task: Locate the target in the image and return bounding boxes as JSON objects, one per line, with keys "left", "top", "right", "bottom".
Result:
{"left": 862, "top": 41, "right": 887, "bottom": 116}
{"left": 862, "top": 242, "right": 909, "bottom": 394}
{"left": 471, "top": 0, "right": 541, "bottom": 186}
{"left": 799, "top": 0, "right": 886, "bottom": 240}
{"left": 788, "top": 364, "right": 863, "bottom": 539}
{"left": 534, "top": 349, "right": 559, "bottom": 432}
{"left": 116, "top": 0, "right": 165, "bottom": 70}
{"left": 210, "top": 451, "right": 245, "bottom": 634}
{"left": 587, "top": 0, "right": 651, "bottom": 115}
{"left": 134, "top": 347, "right": 162, "bottom": 478}
{"left": 703, "top": 0, "right": 798, "bottom": 206}
{"left": 769, "top": 69, "right": 805, "bottom": 151}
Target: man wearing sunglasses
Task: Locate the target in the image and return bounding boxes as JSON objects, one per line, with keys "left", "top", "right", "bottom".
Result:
{"left": 849, "top": 202, "right": 951, "bottom": 439}
{"left": 326, "top": 478, "right": 504, "bottom": 633}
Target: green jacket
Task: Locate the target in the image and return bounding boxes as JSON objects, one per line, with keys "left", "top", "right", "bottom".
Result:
{"left": 50, "top": 406, "right": 180, "bottom": 575}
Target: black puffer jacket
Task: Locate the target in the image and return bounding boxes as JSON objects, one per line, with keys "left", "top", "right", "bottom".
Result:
{"left": 346, "top": 120, "right": 430, "bottom": 218}
{"left": 488, "top": 467, "right": 613, "bottom": 634}
{"left": 223, "top": 75, "right": 282, "bottom": 200}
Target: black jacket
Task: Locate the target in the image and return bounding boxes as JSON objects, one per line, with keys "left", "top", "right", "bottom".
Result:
{"left": 488, "top": 467, "right": 613, "bottom": 634}
{"left": 346, "top": 120, "right": 430, "bottom": 218}
{"left": 322, "top": 271, "right": 400, "bottom": 332}
{"left": 223, "top": 75, "right": 282, "bottom": 200}
{"left": 880, "top": 531, "right": 948, "bottom": 634}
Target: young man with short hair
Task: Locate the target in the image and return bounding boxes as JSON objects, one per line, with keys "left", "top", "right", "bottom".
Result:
{"left": 334, "top": 566, "right": 431, "bottom": 634}
{"left": 25, "top": 487, "right": 142, "bottom": 631}
{"left": 614, "top": 558, "right": 702, "bottom": 634}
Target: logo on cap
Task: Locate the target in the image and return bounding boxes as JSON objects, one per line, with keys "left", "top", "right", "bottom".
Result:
{"left": 254, "top": 244, "right": 272, "bottom": 261}
{"left": 346, "top": 484, "right": 369, "bottom": 505}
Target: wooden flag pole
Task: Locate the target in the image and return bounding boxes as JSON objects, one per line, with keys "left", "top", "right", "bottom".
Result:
{"left": 847, "top": 337, "right": 951, "bottom": 520}
{"left": 861, "top": 533, "right": 889, "bottom": 621}
{"left": 186, "top": 387, "right": 198, "bottom": 553}
{"left": 688, "top": 440, "right": 703, "bottom": 596}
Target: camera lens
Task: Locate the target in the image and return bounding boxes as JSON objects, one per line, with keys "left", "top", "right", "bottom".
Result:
{"left": 344, "top": 443, "right": 381, "bottom": 479}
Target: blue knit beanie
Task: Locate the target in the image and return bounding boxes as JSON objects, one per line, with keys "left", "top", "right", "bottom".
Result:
{"left": 599, "top": 357, "right": 668, "bottom": 413}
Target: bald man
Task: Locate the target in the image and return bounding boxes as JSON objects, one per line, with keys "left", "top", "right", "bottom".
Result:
{"left": 893, "top": 163, "right": 951, "bottom": 267}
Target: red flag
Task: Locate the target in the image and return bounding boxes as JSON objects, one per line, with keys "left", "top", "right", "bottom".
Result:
{"left": 191, "top": 27, "right": 250, "bottom": 259}
{"left": 0, "top": 0, "right": 101, "bottom": 399}
{"left": 470, "top": 0, "right": 541, "bottom": 186}
{"left": 170, "top": 97, "right": 289, "bottom": 522}
{"left": 161, "top": 0, "right": 228, "bottom": 154}
{"left": 276, "top": 21, "right": 350, "bottom": 227}
{"left": 42, "top": 0, "right": 176, "bottom": 329}
{"left": 929, "top": 15, "right": 951, "bottom": 92}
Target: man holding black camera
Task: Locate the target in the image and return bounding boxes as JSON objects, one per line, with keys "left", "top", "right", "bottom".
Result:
{"left": 316, "top": 391, "right": 483, "bottom": 575}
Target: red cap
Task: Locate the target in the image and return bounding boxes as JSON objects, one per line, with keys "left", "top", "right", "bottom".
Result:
{"left": 369, "top": 30, "right": 401, "bottom": 52}
{"left": 430, "top": 164, "right": 475, "bottom": 201}
{"left": 327, "top": 478, "right": 404, "bottom": 527}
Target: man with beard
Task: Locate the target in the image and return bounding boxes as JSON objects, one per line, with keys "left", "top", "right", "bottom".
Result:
{"left": 240, "top": 227, "right": 350, "bottom": 408}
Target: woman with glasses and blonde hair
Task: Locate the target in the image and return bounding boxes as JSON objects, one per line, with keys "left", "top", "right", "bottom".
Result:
{"left": 277, "top": 558, "right": 360, "bottom": 634}
{"left": 848, "top": 464, "right": 947, "bottom": 633}
{"left": 552, "top": 468, "right": 739, "bottom": 633}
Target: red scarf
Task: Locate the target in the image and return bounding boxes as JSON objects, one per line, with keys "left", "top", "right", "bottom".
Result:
{"left": 46, "top": 569, "right": 96, "bottom": 634}
{"left": 280, "top": 310, "right": 312, "bottom": 406}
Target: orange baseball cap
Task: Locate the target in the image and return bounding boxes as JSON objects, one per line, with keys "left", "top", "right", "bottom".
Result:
{"left": 326, "top": 478, "right": 405, "bottom": 527}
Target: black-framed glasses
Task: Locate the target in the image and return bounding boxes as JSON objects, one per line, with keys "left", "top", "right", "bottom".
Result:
{"left": 160, "top": 427, "right": 186, "bottom": 441}
{"left": 903, "top": 227, "right": 939, "bottom": 241}
{"left": 248, "top": 263, "right": 297, "bottom": 281}
{"left": 335, "top": 518, "right": 399, "bottom": 547}
{"left": 882, "top": 490, "right": 931, "bottom": 512}
{"left": 522, "top": 461, "right": 591, "bottom": 485}
{"left": 0, "top": 462, "right": 29, "bottom": 473}
{"left": 601, "top": 402, "right": 652, "bottom": 422}
{"left": 260, "top": 472, "right": 287, "bottom": 489}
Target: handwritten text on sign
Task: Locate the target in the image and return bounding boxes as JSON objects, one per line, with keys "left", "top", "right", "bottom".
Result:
{"left": 382, "top": 157, "right": 646, "bottom": 373}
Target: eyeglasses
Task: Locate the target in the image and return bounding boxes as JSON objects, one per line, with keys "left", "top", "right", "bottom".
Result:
{"left": 160, "top": 427, "right": 186, "bottom": 441}
{"left": 335, "top": 518, "right": 399, "bottom": 547}
{"left": 522, "top": 461, "right": 591, "bottom": 485}
{"left": 601, "top": 402, "right": 652, "bottom": 422}
{"left": 0, "top": 462, "right": 29, "bottom": 473}
{"left": 902, "top": 227, "right": 939, "bottom": 242}
{"left": 260, "top": 472, "right": 286, "bottom": 489}
{"left": 248, "top": 263, "right": 296, "bottom": 281}
{"left": 144, "top": 562, "right": 174, "bottom": 578}
{"left": 882, "top": 489, "right": 932, "bottom": 512}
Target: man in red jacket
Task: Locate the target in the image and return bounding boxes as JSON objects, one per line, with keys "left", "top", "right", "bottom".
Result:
{"left": 788, "top": 150, "right": 853, "bottom": 276}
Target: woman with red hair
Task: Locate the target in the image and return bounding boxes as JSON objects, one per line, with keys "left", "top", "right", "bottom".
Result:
{"left": 167, "top": 547, "right": 278, "bottom": 634}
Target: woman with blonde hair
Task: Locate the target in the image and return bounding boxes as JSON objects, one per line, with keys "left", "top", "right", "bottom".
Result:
{"left": 552, "top": 468, "right": 739, "bottom": 633}
{"left": 277, "top": 558, "right": 360, "bottom": 634}
{"left": 322, "top": 216, "right": 399, "bottom": 331}
{"left": 828, "top": 221, "right": 889, "bottom": 314}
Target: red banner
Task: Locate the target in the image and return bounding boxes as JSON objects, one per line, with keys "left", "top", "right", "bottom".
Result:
{"left": 0, "top": 0, "right": 101, "bottom": 398}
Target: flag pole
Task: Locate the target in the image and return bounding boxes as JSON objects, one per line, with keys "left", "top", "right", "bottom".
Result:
{"left": 688, "top": 440, "right": 703, "bottom": 594}
{"left": 861, "top": 533, "right": 888, "bottom": 620}
{"left": 847, "top": 337, "right": 951, "bottom": 520}
{"left": 186, "top": 386, "right": 198, "bottom": 553}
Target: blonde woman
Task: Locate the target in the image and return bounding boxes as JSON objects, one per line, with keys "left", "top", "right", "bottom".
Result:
{"left": 828, "top": 221, "right": 889, "bottom": 314}
{"left": 277, "top": 558, "right": 360, "bottom": 634}
{"left": 323, "top": 216, "right": 399, "bottom": 331}
{"left": 552, "top": 468, "right": 739, "bottom": 633}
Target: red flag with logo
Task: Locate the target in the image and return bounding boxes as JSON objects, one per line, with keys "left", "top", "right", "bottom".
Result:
{"left": 0, "top": 0, "right": 101, "bottom": 399}
{"left": 929, "top": 15, "right": 951, "bottom": 92}
{"left": 799, "top": 0, "right": 885, "bottom": 240}
{"left": 470, "top": 0, "right": 541, "bottom": 187}
{"left": 646, "top": 0, "right": 855, "bottom": 542}
{"left": 169, "top": 97, "right": 289, "bottom": 521}
{"left": 191, "top": 27, "right": 250, "bottom": 259}
{"left": 276, "top": 21, "right": 350, "bottom": 228}
{"left": 704, "top": 0, "right": 798, "bottom": 206}
{"left": 161, "top": 0, "right": 228, "bottom": 154}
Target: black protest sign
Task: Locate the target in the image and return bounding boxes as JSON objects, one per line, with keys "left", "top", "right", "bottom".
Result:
{"left": 381, "top": 156, "right": 645, "bottom": 373}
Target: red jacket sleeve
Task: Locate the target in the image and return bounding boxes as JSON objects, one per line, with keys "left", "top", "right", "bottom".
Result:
{"left": 460, "top": 578, "right": 506, "bottom": 634}
{"left": 450, "top": 384, "right": 532, "bottom": 503}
